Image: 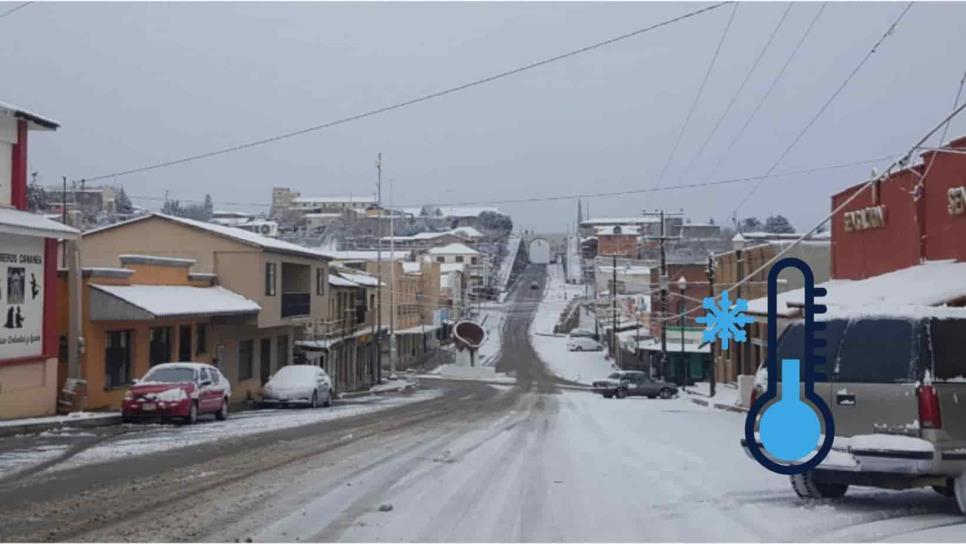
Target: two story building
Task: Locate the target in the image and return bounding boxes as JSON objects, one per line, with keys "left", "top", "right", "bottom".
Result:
{"left": 0, "top": 101, "right": 80, "bottom": 419}
{"left": 77, "top": 213, "right": 332, "bottom": 402}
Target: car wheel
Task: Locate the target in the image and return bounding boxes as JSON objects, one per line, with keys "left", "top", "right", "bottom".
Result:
{"left": 933, "top": 482, "right": 956, "bottom": 498}
{"left": 310, "top": 391, "right": 318, "bottom": 409}
{"left": 659, "top": 388, "right": 674, "bottom": 399}
{"left": 215, "top": 398, "right": 228, "bottom": 421}
{"left": 575, "top": 346, "right": 583, "bottom": 352}
{"left": 185, "top": 401, "right": 198, "bottom": 425}
{"left": 324, "top": 390, "right": 333, "bottom": 407}
{"left": 616, "top": 388, "right": 627, "bottom": 399}
{"left": 790, "top": 472, "right": 848, "bottom": 499}
{"left": 122, "top": 415, "right": 135, "bottom": 424}
{"left": 955, "top": 473, "right": 966, "bottom": 515}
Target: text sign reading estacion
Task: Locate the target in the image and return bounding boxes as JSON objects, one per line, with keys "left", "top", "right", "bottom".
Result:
{"left": 0, "top": 234, "right": 45, "bottom": 360}
{"left": 844, "top": 205, "right": 887, "bottom": 233}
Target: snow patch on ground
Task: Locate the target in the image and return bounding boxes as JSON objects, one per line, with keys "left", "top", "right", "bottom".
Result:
{"left": 44, "top": 390, "right": 442, "bottom": 473}
{"left": 0, "top": 444, "right": 69, "bottom": 479}
{"left": 0, "top": 411, "right": 119, "bottom": 429}
{"left": 530, "top": 263, "right": 616, "bottom": 385}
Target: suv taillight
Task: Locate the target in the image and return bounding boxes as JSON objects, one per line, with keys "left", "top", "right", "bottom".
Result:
{"left": 918, "top": 384, "right": 942, "bottom": 430}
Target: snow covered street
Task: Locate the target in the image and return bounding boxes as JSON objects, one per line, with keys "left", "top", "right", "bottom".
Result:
{"left": 0, "top": 265, "right": 963, "bottom": 542}
{"left": 530, "top": 262, "right": 616, "bottom": 385}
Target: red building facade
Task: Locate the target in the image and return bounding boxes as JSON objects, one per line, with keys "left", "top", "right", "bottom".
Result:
{"left": 831, "top": 136, "right": 966, "bottom": 280}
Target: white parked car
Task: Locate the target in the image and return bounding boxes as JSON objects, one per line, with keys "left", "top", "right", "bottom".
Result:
{"left": 567, "top": 337, "right": 603, "bottom": 352}
{"left": 261, "top": 365, "right": 334, "bottom": 408}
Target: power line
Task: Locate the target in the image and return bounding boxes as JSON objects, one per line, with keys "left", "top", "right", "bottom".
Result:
{"left": 126, "top": 154, "right": 895, "bottom": 209}
{"left": 732, "top": 2, "right": 914, "bottom": 214}
{"left": 676, "top": 3, "right": 794, "bottom": 182}
{"left": 653, "top": 3, "right": 739, "bottom": 192}
{"left": 657, "top": 98, "right": 966, "bottom": 324}
{"left": 0, "top": 1, "right": 31, "bottom": 20}
{"left": 703, "top": 2, "right": 827, "bottom": 185}
{"left": 80, "top": 2, "right": 732, "bottom": 184}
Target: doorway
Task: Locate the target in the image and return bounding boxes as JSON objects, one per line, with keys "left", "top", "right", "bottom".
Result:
{"left": 179, "top": 325, "right": 192, "bottom": 361}
{"left": 260, "top": 338, "right": 272, "bottom": 384}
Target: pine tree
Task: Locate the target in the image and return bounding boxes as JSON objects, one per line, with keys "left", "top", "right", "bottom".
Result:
{"left": 115, "top": 186, "right": 134, "bottom": 214}
{"left": 764, "top": 214, "right": 795, "bottom": 234}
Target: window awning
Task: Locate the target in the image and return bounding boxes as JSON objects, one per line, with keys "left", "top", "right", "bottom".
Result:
{"left": 89, "top": 284, "right": 260, "bottom": 321}
{"left": 0, "top": 207, "right": 79, "bottom": 239}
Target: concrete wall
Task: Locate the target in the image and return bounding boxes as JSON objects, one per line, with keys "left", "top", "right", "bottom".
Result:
{"left": 0, "top": 358, "right": 57, "bottom": 419}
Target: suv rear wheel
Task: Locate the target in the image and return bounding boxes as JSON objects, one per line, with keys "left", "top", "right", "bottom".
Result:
{"left": 616, "top": 388, "right": 627, "bottom": 399}
{"left": 790, "top": 472, "right": 848, "bottom": 499}
{"left": 955, "top": 473, "right": 966, "bottom": 516}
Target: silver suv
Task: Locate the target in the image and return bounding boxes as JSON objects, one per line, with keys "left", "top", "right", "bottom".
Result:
{"left": 743, "top": 311, "right": 966, "bottom": 514}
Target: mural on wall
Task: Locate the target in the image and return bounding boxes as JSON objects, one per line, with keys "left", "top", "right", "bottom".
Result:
{"left": 0, "top": 235, "right": 44, "bottom": 359}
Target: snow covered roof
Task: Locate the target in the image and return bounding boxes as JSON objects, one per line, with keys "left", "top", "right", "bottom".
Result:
{"left": 0, "top": 207, "right": 80, "bottom": 239}
{"left": 402, "top": 262, "right": 422, "bottom": 274}
{"left": 746, "top": 260, "right": 966, "bottom": 317}
{"left": 0, "top": 99, "right": 59, "bottom": 130}
{"left": 449, "top": 226, "right": 483, "bottom": 238}
{"left": 329, "top": 275, "right": 358, "bottom": 288}
{"left": 581, "top": 217, "right": 660, "bottom": 225}
{"left": 637, "top": 338, "right": 710, "bottom": 353}
{"left": 84, "top": 214, "right": 329, "bottom": 260}
{"left": 595, "top": 225, "right": 641, "bottom": 235}
{"left": 428, "top": 243, "right": 479, "bottom": 256}
{"left": 325, "top": 250, "right": 410, "bottom": 262}
{"left": 89, "top": 284, "right": 260, "bottom": 320}
{"left": 337, "top": 271, "right": 384, "bottom": 287}
{"left": 293, "top": 196, "right": 377, "bottom": 204}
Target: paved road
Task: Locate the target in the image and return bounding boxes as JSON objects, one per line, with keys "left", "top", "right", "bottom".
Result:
{"left": 0, "top": 264, "right": 963, "bottom": 542}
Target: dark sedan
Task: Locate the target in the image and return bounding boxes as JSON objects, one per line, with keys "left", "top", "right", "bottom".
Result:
{"left": 592, "top": 371, "right": 678, "bottom": 399}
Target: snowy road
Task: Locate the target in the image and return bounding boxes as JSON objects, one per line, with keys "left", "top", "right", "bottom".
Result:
{"left": 0, "top": 265, "right": 963, "bottom": 541}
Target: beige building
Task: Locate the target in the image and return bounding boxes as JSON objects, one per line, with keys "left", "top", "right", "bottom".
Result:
{"left": 427, "top": 243, "right": 481, "bottom": 288}
{"left": 78, "top": 213, "right": 332, "bottom": 402}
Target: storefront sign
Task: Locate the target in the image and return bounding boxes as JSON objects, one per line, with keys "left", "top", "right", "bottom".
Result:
{"left": 948, "top": 186, "right": 966, "bottom": 216}
{"left": 0, "top": 235, "right": 44, "bottom": 360}
{"left": 844, "top": 205, "right": 887, "bottom": 232}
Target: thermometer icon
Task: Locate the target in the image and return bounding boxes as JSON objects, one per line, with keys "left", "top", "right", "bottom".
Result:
{"left": 744, "top": 257, "right": 835, "bottom": 475}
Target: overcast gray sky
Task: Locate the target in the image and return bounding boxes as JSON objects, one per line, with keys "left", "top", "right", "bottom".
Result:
{"left": 4, "top": 1, "right": 966, "bottom": 233}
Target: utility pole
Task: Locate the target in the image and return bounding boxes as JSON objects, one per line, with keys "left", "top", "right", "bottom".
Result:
{"left": 375, "top": 154, "right": 383, "bottom": 383}
{"left": 642, "top": 209, "right": 684, "bottom": 380}
{"left": 611, "top": 253, "right": 618, "bottom": 366}
{"left": 389, "top": 176, "right": 397, "bottom": 377}
{"left": 707, "top": 255, "right": 716, "bottom": 398}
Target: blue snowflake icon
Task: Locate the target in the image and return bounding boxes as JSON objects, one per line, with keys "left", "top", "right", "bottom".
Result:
{"left": 696, "top": 290, "right": 754, "bottom": 350}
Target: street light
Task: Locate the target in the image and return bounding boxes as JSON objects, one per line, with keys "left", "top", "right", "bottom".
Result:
{"left": 677, "top": 275, "right": 687, "bottom": 388}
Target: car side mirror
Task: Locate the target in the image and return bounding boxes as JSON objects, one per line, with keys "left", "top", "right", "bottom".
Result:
{"left": 132, "top": 379, "right": 140, "bottom": 385}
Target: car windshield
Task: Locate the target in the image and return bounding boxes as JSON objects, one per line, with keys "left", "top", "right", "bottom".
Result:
{"left": 142, "top": 367, "right": 195, "bottom": 383}
{"left": 607, "top": 373, "right": 622, "bottom": 379}
{"left": 271, "top": 366, "right": 317, "bottom": 386}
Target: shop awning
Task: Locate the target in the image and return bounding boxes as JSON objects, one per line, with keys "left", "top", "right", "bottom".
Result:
{"left": 89, "top": 284, "right": 260, "bottom": 320}
{"left": 746, "top": 260, "right": 966, "bottom": 318}
{"left": 0, "top": 207, "right": 79, "bottom": 239}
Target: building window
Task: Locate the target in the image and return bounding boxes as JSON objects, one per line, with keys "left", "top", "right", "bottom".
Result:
{"left": 239, "top": 340, "right": 254, "bottom": 381}
{"left": 105, "top": 330, "right": 133, "bottom": 389}
{"left": 471, "top": 257, "right": 478, "bottom": 265}
{"left": 196, "top": 323, "right": 208, "bottom": 355}
{"left": 149, "top": 327, "right": 172, "bottom": 366}
{"left": 455, "top": 256, "right": 464, "bottom": 263}
{"left": 277, "top": 334, "right": 289, "bottom": 368}
{"left": 436, "top": 257, "right": 444, "bottom": 263}
{"left": 317, "top": 268, "right": 326, "bottom": 296}
{"left": 265, "top": 262, "right": 277, "bottom": 296}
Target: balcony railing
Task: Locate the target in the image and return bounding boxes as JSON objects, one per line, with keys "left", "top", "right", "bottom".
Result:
{"left": 281, "top": 292, "right": 311, "bottom": 318}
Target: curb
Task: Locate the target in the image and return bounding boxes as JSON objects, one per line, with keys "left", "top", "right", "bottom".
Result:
{"left": 0, "top": 414, "right": 123, "bottom": 438}
{"left": 689, "top": 397, "right": 748, "bottom": 414}
{"left": 340, "top": 383, "right": 417, "bottom": 399}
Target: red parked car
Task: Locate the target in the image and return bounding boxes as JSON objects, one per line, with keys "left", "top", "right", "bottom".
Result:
{"left": 122, "top": 363, "right": 232, "bottom": 424}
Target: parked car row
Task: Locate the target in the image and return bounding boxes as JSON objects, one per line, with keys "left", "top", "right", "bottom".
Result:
{"left": 122, "top": 362, "right": 334, "bottom": 424}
